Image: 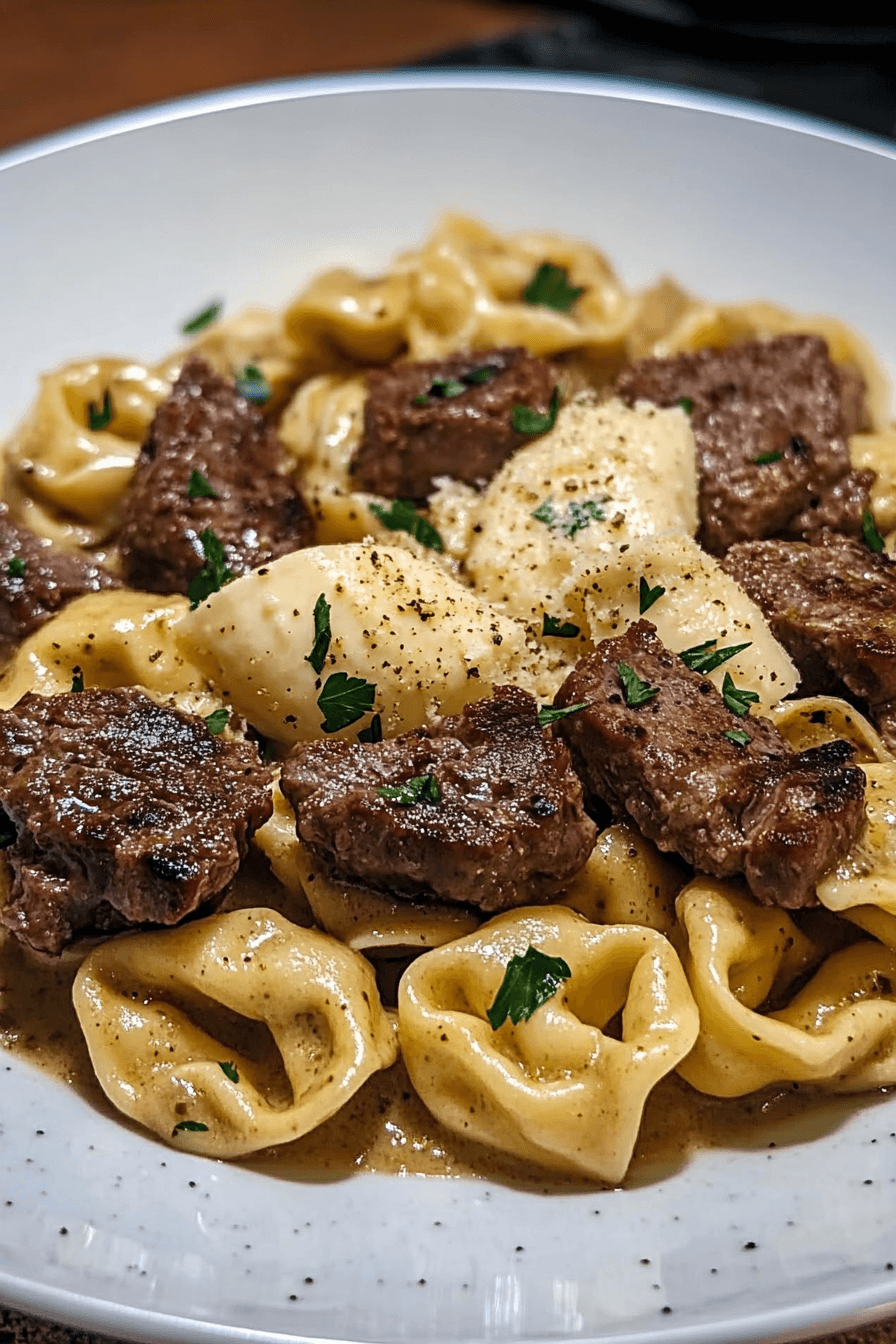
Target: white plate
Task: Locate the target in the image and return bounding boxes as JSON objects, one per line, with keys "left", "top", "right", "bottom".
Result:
{"left": 1, "top": 72, "right": 896, "bottom": 1344}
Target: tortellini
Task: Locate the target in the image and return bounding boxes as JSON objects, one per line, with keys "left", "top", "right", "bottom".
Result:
{"left": 73, "top": 908, "right": 398, "bottom": 1157}
{"left": 560, "top": 822, "right": 686, "bottom": 939}
{"left": 398, "top": 908, "right": 699, "bottom": 1183}
{"left": 676, "top": 879, "right": 896, "bottom": 1096}
{"left": 816, "top": 765, "right": 896, "bottom": 918}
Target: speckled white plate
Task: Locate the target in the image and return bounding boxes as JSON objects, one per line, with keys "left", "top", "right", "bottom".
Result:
{"left": 1, "top": 73, "right": 896, "bottom": 1344}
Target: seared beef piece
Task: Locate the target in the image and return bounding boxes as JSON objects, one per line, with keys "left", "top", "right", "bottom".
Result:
{"left": 0, "top": 504, "right": 120, "bottom": 661}
{"left": 554, "top": 620, "right": 865, "bottom": 908}
{"left": 723, "top": 535, "right": 896, "bottom": 749}
{"left": 0, "top": 688, "right": 272, "bottom": 955}
{"left": 119, "top": 356, "right": 314, "bottom": 595}
{"left": 350, "top": 347, "right": 557, "bottom": 500}
{"left": 614, "top": 335, "right": 871, "bottom": 555}
{"left": 279, "top": 684, "right": 597, "bottom": 912}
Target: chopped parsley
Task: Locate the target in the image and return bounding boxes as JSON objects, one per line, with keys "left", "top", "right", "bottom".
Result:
{"left": 523, "top": 262, "right": 584, "bottom": 313}
{"left": 537, "top": 703, "right": 586, "bottom": 728}
{"left": 187, "top": 469, "right": 217, "bottom": 499}
{"left": 87, "top": 390, "right": 113, "bottom": 432}
{"left": 725, "top": 728, "right": 751, "bottom": 748}
{"left": 511, "top": 386, "right": 560, "bottom": 436}
{"left": 318, "top": 672, "right": 376, "bottom": 734}
{"left": 679, "top": 639, "right": 751, "bottom": 675}
{"left": 70, "top": 666, "right": 84, "bottom": 693}
{"left": 427, "top": 375, "right": 466, "bottom": 398}
{"left": 376, "top": 773, "right": 440, "bottom": 806}
{"left": 618, "top": 661, "right": 658, "bottom": 707}
{"left": 863, "top": 510, "right": 885, "bottom": 554}
{"left": 542, "top": 613, "right": 580, "bottom": 638}
{"left": 357, "top": 713, "right": 383, "bottom": 744}
{"left": 639, "top": 576, "right": 665, "bottom": 614}
{"left": 487, "top": 945, "right": 572, "bottom": 1029}
{"left": 531, "top": 494, "right": 606, "bottom": 538}
{"left": 6, "top": 556, "right": 25, "bottom": 579}
{"left": 187, "top": 528, "right": 235, "bottom": 610}
{"left": 218, "top": 1060, "right": 239, "bottom": 1083}
{"left": 181, "top": 300, "right": 222, "bottom": 336}
{"left": 172, "top": 1119, "right": 209, "bottom": 1134}
{"left": 413, "top": 365, "right": 499, "bottom": 406}
{"left": 676, "top": 397, "right": 693, "bottom": 414}
{"left": 462, "top": 365, "right": 499, "bottom": 385}
{"left": 753, "top": 450, "right": 782, "bottom": 465}
{"left": 235, "top": 364, "right": 272, "bottom": 405}
{"left": 721, "top": 672, "right": 759, "bottom": 718}
{"left": 204, "top": 708, "right": 229, "bottom": 734}
{"left": 369, "top": 498, "right": 444, "bottom": 552}
{"left": 305, "top": 593, "right": 331, "bottom": 675}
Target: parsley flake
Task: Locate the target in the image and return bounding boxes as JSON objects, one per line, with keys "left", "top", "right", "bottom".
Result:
{"left": 523, "top": 262, "right": 584, "bottom": 313}
{"left": 219, "top": 1060, "right": 239, "bottom": 1083}
{"left": 369, "top": 499, "right": 444, "bottom": 552}
{"left": 618, "top": 661, "right": 659, "bottom": 707}
{"left": 376, "top": 773, "right": 440, "bottom": 806}
{"left": 725, "top": 728, "right": 751, "bottom": 747}
{"left": 318, "top": 672, "right": 376, "bottom": 734}
{"left": 679, "top": 639, "right": 751, "bottom": 675}
{"left": 172, "top": 1120, "right": 209, "bottom": 1135}
{"left": 204, "top": 708, "right": 229, "bottom": 734}
{"left": 531, "top": 494, "right": 606, "bottom": 538}
{"left": 358, "top": 713, "right": 383, "bottom": 744}
{"left": 487, "top": 945, "right": 572, "bottom": 1029}
{"left": 235, "top": 364, "right": 271, "bottom": 405}
{"left": 753, "top": 451, "right": 782, "bottom": 465}
{"left": 7, "top": 556, "right": 25, "bottom": 579}
{"left": 721, "top": 672, "right": 760, "bottom": 718}
{"left": 512, "top": 386, "right": 560, "bottom": 436}
{"left": 70, "top": 667, "right": 84, "bottom": 693}
{"left": 181, "top": 300, "right": 222, "bottom": 336}
{"left": 462, "top": 365, "right": 499, "bottom": 385}
{"left": 537, "top": 703, "right": 586, "bottom": 728}
{"left": 863, "top": 510, "right": 885, "bottom": 553}
{"left": 413, "top": 365, "right": 499, "bottom": 407}
{"left": 428, "top": 375, "right": 466, "bottom": 398}
{"left": 187, "top": 528, "right": 235, "bottom": 610}
{"left": 542, "top": 614, "right": 580, "bottom": 638}
{"left": 87, "top": 390, "right": 113, "bottom": 432}
{"left": 676, "top": 396, "right": 693, "bottom": 415}
{"left": 639, "top": 576, "right": 665, "bottom": 614}
{"left": 305, "top": 593, "right": 332, "bottom": 675}
{"left": 187, "top": 469, "right": 217, "bottom": 499}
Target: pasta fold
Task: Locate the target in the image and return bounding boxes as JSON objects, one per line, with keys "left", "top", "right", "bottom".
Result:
{"left": 398, "top": 908, "right": 698, "bottom": 1182}
{"left": 73, "top": 908, "right": 398, "bottom": 1157}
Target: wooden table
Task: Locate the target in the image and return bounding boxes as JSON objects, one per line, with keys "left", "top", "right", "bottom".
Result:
{"left": 2, "top": 3, "right": 895, "bottom": 1341}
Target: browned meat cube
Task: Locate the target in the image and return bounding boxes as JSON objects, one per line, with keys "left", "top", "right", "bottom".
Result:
{"left": 350, "top": 347, "right": 557, "bottom": 500}
{"left": 0, "top": 688, "right": 273, "bottom": 955}
{"left": 279, "top": 685, "right": 597, "bottom": 912}
{"left": 723, "top": 534, "right": 896, "bottom": 749}
{"left": 0, "top": 504, "right": 120, "bottom": 661}
{"left": 554, "top": 621, "right": 865, "bottom": 908}
{"left": 614, "top": 335, "right": 871, "bottom": 555}
{"left": 119, "top": 356, "right": 314, "bottom": 595}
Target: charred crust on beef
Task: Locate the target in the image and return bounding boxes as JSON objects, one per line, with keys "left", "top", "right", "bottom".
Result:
{"left": 118, "top": 355, "right": 314, "bottom": 594}
{"left": 553, "top": 620, "right": 865, "bottom": 908}
{"left": 279, "top": 684, "right": 597, "bottom": 912}
{"left": 723, "top": 534, "right": 896, "bottom": 750}
{"left": 0, "top": 504, "right": 120, "bottom": 661}
{"left": 350, "top": 347, "right": 558, "bottom": 501}
{"left": 0, "top": 687, "right": 273, "bottom": 955}
{"left": 614, "top": 335, "right": 871, "bottom": 555}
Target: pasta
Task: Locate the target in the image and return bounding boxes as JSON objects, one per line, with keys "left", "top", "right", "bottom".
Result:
{"left": 1, "top": 213, "right": 895, "bottom": 1186}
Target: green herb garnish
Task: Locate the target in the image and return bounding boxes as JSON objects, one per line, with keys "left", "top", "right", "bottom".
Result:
{"left": 753, "top": 451, "right": 782, "bottom": 465}
{"left": 187, "top": 528, "right": 235, "bottom": 610}
{"left": 428, "top": 375, "right": 466, "bottom": 399}
{"left": 523, "top": 263, "right": 584, "bottom": 313}
{"left": 413, "top": 365, "right": 499, "bottom": 407}
{"left": 172, "top": 1120, "right": 209, "bottom": 1134}
{"left": 462, "top": 365, "right": 499, "bottom": 385}
{"left": 721, "top": 672, "right": 760, "bottom": 718}
{"left": 204, "top": 708, "right": 229, "bottom": 734}
{"left": 358, "top": 713, "right": 383, "bottom": 744}
{"left": 376, "top": 774, "right": 440, "bottom": 806}
{"left": 725, "top": 728, "right": 751, "bottom": 747}
{"left": 235, "top": 364, "right": 271, "bottom": 405}
{"left": 542, "top": 614, "right": 580, "bottom": 638}
{"left": 70, "top": 667, "right": 84, "bottom": 693}
{"left": 512, "top": 386, "right": 560, "bottom": 436}
{"left": 863, "top": 510, "right": 885, "bottom": 554}
{"left": 531, "top": 494, "right": 606, "bottom": 538}
{"left": 7, "top": 557, "right": 25, "bottom": 579}
{"left": 676, "top": 396, "right": 693, "bottom": 414}
{"left": 369, "top": 499, "right": 444, "bottom": 552}
{"left": 318, "top": 672, "right": 376, "bottom": 734}
{"left": 219, "top": 1061, "right": 239, "bottom": 1083}
{"left": 181, "top": 300, "right": 222, "bottom": 336}
{"left": 537, "top": 703, "right": 586, "bottom": 728}
{"left": 305, "top": 593, "right": 332, "bottom": 675}
{"left": 487, "top": 945, "right": 572, "bottom": 1029}
{"left": 87, "top": 390, "right": 113, "bottom": 432}
{"left": 187, "top": 469, "right": 217, "bottom": 499}
{"left": 639, "top": 577, "right": 665, "bottom": 614}
{"left": 679, "top": 639, "right": 751, "bottom": 675}
{"left": 618, "top": 661, "right": 659, "bottom": 708}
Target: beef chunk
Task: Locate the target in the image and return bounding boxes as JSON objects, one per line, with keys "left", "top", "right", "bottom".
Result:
{"left": 554, "top": 620, "right": 865, "bottom": 908}
{"left": 119, "top": 356, "right": 314, "bottom": 594}
{"left": 723, "top": 534, "right": 896, "bottom": 749}
{"left": 0, "top": 688, "right": 273, "bottom": 955}
{"left": 0, "top": 504, "right": 120, "bottom": 661}
{"left": 279, "top": 684, "right": 596, "bottom": 912}
{"left": 350, "top": 347, "right": 557, "bottom": 500}
{"left": 614, "top": 335, "right": 871, "bottom": 555}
